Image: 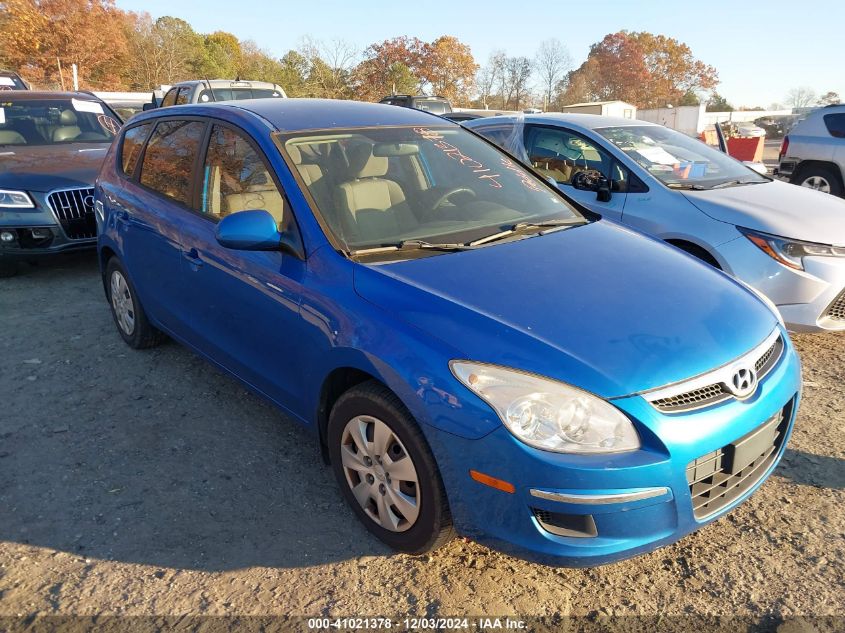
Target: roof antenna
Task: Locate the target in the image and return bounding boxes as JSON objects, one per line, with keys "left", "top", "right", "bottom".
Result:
{"left": 204, "top": 78, "right": 216, "bottom": 102}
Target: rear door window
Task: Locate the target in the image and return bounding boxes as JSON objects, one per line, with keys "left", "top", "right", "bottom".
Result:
{"left": 823, "top": 113, "right": 845, "bottom": 139}
{"left": 140, "top": 120, "right": 206, "bottom": 206}
{"left": 120, "top": 123, "right": 152, "bottom": 177}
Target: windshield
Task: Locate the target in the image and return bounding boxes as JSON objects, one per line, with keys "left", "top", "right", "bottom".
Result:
{"left": 414, "top": 99, "right": 451, "bottom": 114}
{"left": 0, "top": 74, "right": 26, "bottom": 90}
{"left": 596, "top": 125, "right": 767, "bottom": 188}
{"left": 199, "top": 88, "right": 283, "bottom": 102}
{"left": 0, "top": 98, "right": 120, "bottom": 146}
{"left": 279, "top": 125, "right": 583, "bottom": 252}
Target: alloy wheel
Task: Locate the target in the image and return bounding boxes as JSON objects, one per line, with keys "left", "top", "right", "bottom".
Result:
{"left": 340, "top": 415, "right": 421, "bottom": 532}
{"left": 110, "top": 270, "right": 136, "bottom": 335}
{"left": 801, "top": 175, "right": 832, "bottom": 194}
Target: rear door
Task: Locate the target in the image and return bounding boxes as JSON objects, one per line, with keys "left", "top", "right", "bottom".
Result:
{"left": 176, "top": 121, "right": 308, "bottom": 410}
{"left": 118, "top": 118, "right": 207, "bottom": 337}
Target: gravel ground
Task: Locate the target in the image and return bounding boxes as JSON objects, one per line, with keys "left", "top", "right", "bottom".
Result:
{"left": 1, "top": 254, "right": 843, "bottom": 629}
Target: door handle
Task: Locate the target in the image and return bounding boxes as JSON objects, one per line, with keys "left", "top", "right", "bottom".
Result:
{"left": 183, "top": 248, "right": 204, "bottom": 268}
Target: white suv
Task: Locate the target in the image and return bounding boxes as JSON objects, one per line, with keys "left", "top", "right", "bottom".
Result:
{"left": 777, "top": 104, "right": 845, "bottom": 197}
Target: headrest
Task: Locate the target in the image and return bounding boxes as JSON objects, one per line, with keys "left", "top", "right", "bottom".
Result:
{"left": 534, "top": 132, "right": 566, "bottom": 155}
{"left": 60, "top": 110, "right": 78, "bottom": 125}
{"left": 0, "top": 129, "right": 26, "bottom": 145}
{"left": 286, "top": 144, "right": 302, "bottom": 163}
{"left": 347, "top": 142, "right": 388, "bottom": 179}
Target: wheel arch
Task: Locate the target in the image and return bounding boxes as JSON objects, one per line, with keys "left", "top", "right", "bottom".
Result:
{"left": 793, "top": 160, "right": 844, "bottom": 185}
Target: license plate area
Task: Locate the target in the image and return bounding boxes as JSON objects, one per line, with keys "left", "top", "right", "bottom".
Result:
{"left": 724, "top": 413, "right": 780, "bottom": 475}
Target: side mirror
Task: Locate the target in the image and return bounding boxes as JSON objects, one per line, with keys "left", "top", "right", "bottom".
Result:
{"left": 596, "top": 185, "right": 612, "bottom": 202}
{"left": 142, "top": 102, "right": 155, "bottom": 111}
{"left": 216, "top": 210, "right": 298, "bottom": 255}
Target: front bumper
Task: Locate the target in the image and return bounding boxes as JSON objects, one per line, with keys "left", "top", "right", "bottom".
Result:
{"left": 0, "top": 188, "right": 97, "bottom": 259}
{"left": 423, "top": 336, "right": 801, "bottom": 567}
{"left": 717, "top": 237, "right": 845, "bottom": 332}
{"left": 0, "top": 224, "right": 96, "bottom": 258}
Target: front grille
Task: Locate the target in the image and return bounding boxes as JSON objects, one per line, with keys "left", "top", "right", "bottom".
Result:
{"left": 650, "top": 334, "right": 784, "bottom": 413}
{"left": 651, "top": 383, "right": 730, "bottom": 412}
{"left": 686, "top": 402, "right": 791, "bottom": 519}
{"left": 824, "top": 290, "right": 845, "bottom": 322}
{"left": 47, "top": 188, "right": 96, "bottom": 240}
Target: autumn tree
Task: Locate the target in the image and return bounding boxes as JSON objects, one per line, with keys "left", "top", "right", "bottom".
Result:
{"left": 817, "top": 90, "right": 840, "bottom": 106}
{"left": 278, "top": 50, "right": 310, "bottom": 97}
{"left": 421, "top": 36, "right": 477, "bottom": 105}
{"left": 562, "top": 31, "right": 717, "bottom": 109}
{"left": 201, "top": 31, "right": 241, "bottom": 78}
{"left": 706, "top": 92, "right": 734, "bottom": 112}
{"left": 1, "top": 0, "right": 129, "bottom": 89}
{"left": 300, "top": 38, "right": 357, "bottom": 99}
{"left": 123, "top": 14, "right": 205, "bottom": 89}
{"left": 352, "top": 36, "right": 427, "bottom": 101}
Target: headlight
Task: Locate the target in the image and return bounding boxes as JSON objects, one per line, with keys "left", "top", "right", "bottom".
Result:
{"left": 450, "top": 362, "right": 640, "bottom": 454}
{"left": 0, "top": 189, "right": 35, "bottom": 209}
{"left": 741, "top": 227, "right": 845, "bottom": 271}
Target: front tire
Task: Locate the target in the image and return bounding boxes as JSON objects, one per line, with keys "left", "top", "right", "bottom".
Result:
{"left": 793, "top": 165, "right": 844, "bottom": 196}
{"left": 328, "top": 380, "right": 454, "bottom": 554}
{"left": 105, "top": 257, "right": 164, "bottom": 349}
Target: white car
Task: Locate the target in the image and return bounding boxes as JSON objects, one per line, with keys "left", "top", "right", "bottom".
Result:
{"left": 736, "top": 123, "right": 766, "bottom": 138}
{"left": 465, "top": 113, "right": 845, "bottom": 332}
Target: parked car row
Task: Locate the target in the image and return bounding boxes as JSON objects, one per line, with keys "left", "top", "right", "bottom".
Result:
{"left": 1, "top": 86, "right": 840, "bottom": 568}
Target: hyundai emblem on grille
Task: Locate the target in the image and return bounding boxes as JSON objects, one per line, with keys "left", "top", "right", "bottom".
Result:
{"left": 729, "top": 365, "right": 758, "bottom": 399}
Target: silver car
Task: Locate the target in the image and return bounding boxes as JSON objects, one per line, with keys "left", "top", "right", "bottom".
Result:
{"left": 777, "top": 104, "right": 845, "bottom": 197}
{"left": 157, "top": 79, "right": 286, "bottom": 108}
{"left": 465, "top": 114, "right": 845, "bottom": 333}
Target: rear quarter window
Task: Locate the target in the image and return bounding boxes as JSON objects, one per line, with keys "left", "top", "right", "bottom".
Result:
{"left": 120, "top": 123, "right": 152, "bottom": 177}
{"left": 823, "top": 113, "right": 845, "bottom": 138}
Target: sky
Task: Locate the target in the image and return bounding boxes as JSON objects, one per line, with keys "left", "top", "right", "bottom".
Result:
{"left": 115, "top": 0, "right": 844, "bottom": 108}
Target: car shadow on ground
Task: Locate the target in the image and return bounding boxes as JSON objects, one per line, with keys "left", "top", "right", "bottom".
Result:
{"left": 1, "top": 254, "right": 396, "bottom": 572}
{"left": 778, "top": 449, "right": 845, "bottom": 490}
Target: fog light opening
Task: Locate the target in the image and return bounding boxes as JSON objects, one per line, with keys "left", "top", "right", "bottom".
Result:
{"left": 0, "top": 231, "right": 15, "bottom": 243}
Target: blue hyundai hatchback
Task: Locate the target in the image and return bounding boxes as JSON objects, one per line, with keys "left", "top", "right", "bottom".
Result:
{"left": 95, "top": 99, "right": 801, "bottom": 566}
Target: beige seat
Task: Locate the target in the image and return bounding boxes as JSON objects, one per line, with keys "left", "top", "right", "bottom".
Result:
{"left": 0, "top": 130, "right": 26, "bottom": 145}
{"left": 336, "top": 142, "right": 417, "bottom": 241}
{"left": 52, "top": 110, "right": 81, "bottom": 142}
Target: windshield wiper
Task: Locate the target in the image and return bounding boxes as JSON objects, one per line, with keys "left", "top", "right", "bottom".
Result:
{"left": 707, "top": 179, "right": 765, "bottom": 190}
{"left": 351, "top": 239, "right": 473, "bottom": 256}
{"left": 468, "top": 219, "right": 578, "bottom": 246}
{"left": 666, "top": 182, "right": 709, "bottom": 190}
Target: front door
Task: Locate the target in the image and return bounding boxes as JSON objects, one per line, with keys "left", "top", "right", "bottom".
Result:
{"left": 523, "top": 125, "right": 629, "bottom": 221}
{"left": 178, "top": 122, "right": 308, "bottom": 411}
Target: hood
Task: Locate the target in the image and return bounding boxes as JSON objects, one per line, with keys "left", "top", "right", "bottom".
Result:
{"left": 353, "top": 221, "right": 778, "bottom": 399}
{"left": 0, "top": 144, "right": 109, "bottom": 192}
{"left": 683, "top": 180, "right": 845, "bottom": 245}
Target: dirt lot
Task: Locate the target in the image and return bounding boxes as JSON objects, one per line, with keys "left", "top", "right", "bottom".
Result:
{"left": 1, "top": 254, "right": 844, "bottom": 629}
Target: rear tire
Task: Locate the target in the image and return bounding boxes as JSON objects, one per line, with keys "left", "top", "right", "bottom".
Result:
{"left": 105, "top": 257, "right": 164, "bottom": 349}
{"left": 328, "top": 380, "right": 454, "bottom": 554}
{"left": 793, "top": 165, "right": 844, "bottom": 196}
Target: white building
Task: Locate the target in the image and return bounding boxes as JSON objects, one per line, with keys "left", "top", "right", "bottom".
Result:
{"left": 560, "top": 100, "right": 637, "bottom": 118}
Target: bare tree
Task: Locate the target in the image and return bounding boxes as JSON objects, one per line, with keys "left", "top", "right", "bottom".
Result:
{"left": 504, "top": 56, "right": 532, "bottom": 110}
{"left": 299, "top": 37, "right": 358, "bottom": 99}
{"left": 534, "top": 38, "right": 571, "bottom": 110}
{"left": 785, "top": 86, "right": 817, "bottom": 110}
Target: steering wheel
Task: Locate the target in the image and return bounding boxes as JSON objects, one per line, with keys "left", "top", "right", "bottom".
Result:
{"left": 571, "top": 170, "right": 607, "bottom": 191}
{"left": 431, "top": 187, "right": 477, "bottom": 210}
